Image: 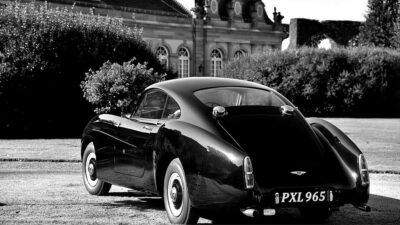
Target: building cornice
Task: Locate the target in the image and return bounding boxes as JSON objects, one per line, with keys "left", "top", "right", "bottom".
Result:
{"left": 133, "top": 19, "right": 192, "bottom": 28}
{"left": 42, "top": 0, "right": 191, "bottom": 18}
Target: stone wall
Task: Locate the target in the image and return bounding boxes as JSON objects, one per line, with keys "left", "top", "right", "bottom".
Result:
{"left": 288, "top": 18, "right": 363, "bottom": 49}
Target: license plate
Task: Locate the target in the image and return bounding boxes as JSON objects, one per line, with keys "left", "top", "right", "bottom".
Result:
{"left": 275, "top": 190, "right": 332, "bottom": 204}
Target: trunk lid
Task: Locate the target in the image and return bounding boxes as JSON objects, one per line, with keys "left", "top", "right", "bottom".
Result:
{"left": 217, "top": 106, "right": 327, "bottom": 190}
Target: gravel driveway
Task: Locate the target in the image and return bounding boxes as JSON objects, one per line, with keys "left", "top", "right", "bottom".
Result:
{"left": 1, "top": 162, "right": 399, "bottom": 224}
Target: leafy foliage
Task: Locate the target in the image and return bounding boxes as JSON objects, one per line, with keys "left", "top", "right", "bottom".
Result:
{"left": 358, "top": 0, "right": 400, "bottom": 48}
{"left": 224, "top": 47, "right": 400, "bottom": 117}
{"left": 394, "top": 14, "right": 400, "bottom": 48}
{"left": 81, "top": 59, "right": 164, "bottom": 114}
{"left": 0, "top": 1, "right": 170, "bottom": 138}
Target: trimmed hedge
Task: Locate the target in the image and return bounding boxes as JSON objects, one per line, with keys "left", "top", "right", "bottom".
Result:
{"left": 224, "top": 47, "right": 400, "bottom": 117}
{"left": 0, "top": 1, "right": 172, "bottom": 138}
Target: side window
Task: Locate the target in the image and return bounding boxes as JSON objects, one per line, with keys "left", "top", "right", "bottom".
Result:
{"left": 134, "top": 91, "right": 167, "bottom": 119}
{"left": 162, "top": 97, "right": 181, "bottom": 119}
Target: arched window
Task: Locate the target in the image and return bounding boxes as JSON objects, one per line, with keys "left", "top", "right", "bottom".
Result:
{"left": 210, "top": 49, "right": 223, "bottom": 77}
{"left": 234, "top": 50, "right": 246, "bottom": 59}
{"left": 156, "top": 46, "right": 169, "bottom": 68}
{"left": 178, "top": 47, "right": 190, "bottom": 78}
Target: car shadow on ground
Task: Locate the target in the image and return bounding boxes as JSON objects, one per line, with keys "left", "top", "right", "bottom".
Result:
{"left": 112, "top": 198, "right": 164, "bottom": 211}
{"left": 97, "top": 193, "right": 400, "bottom": 224}
{"left": 208, "top": 194, "right": 400, "bottom": 224}
{"left": 101, "top": 192, "right": 400, "bottom": 225}
{"left": 0, "top": 202, "right": 6, "bottom": 206}
{"left": 97, "top": 193, "right": 164, "bottom": 212}
{"left": 107, "top": 191, "right": 150, "bottom": 198}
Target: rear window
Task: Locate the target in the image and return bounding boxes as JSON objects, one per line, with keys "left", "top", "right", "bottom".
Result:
{"left": 194, "top": 87, "right": 284, "bottom": 107}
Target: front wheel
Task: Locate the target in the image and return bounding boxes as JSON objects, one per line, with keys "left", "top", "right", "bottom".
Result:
{"left": 163, "top": 158, "right": 199, "bottom": 224}
{"left": 82, "top": 142, "right": 111, "bottom": 195}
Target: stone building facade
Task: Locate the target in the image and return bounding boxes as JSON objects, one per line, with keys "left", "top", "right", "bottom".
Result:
{"left": 42, "top": 0, "right": 286, "bottom": 77}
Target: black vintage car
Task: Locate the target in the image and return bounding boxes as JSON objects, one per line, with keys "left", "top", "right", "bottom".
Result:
{"left": 81, "top": 77, "right": 370, "bottom": 224}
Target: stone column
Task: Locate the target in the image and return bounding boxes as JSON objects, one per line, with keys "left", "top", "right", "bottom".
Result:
{"left": 193, "top": 18, "right": 206, "bottom": 77}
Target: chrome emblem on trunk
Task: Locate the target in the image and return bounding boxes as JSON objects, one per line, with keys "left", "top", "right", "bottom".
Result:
{"left": 290, "top": 171, "right": 307, "bottom": 176}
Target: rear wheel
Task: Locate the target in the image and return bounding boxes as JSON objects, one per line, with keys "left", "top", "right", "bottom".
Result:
{"left": 300, "top": 205, "right": 332, "bottom": 223}
{"left": 163, "top": 158, "right": 199, "bottom": 224}
{"left": 82, "top": 142, "right": 111, "bottom": 195}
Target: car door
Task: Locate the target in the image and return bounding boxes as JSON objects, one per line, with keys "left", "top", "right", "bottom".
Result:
{"left": 90, "top": 114, "right": 122, "bottom": 183}
{"left": 114, "top": 90, "right": 167, "bottom": 179}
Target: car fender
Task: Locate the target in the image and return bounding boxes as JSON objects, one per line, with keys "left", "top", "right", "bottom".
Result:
{"left": 307, "top": 118, "right": 369, "bottom": 204}
{"left": 154, "top": 120, "right": 249, "bottom": 210}
{"left": 307, "top": 118, "right": 361, "bottom": 170}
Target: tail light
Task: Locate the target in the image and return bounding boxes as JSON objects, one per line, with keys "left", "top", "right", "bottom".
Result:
{"left": 244, "top": 156, "right": 254, "bottom": 189}
{"left": 358, "top": 154, "right": 369, "bottom": 186}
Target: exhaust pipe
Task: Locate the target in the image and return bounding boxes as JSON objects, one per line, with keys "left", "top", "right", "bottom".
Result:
{"left": 241, "top": 208, "right": 259, "bottom": 217}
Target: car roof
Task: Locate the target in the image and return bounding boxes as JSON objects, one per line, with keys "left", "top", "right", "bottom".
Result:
{"left": 147, "top": 77, "right": 273, "bottom": 94}
{"left": 144, "top": 77, "right": 292, "bottom": 139}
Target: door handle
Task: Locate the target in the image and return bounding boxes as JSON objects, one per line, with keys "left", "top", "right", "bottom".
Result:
{"left": 143, "top": 125, "right": 152, "bottom": 130}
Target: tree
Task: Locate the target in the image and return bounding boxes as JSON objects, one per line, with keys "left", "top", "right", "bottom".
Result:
{"left": 0, "top": 1, "right": 170, "bottom": 138}
{"left": 394, "top": 13, "right": 400, "bottom": 47}
{"left": 358, "top": 0, "right": 399, "bottom": 48}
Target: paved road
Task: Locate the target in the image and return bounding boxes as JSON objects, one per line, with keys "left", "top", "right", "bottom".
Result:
{"left": 0, "top": 162, "right": 399, "bottom": 224}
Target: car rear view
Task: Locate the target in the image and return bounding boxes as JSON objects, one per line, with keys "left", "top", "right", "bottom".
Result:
{"left": 194, "top": 86, "right": 370, "bottom": 221}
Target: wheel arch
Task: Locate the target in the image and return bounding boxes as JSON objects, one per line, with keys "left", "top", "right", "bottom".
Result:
{"left": 81, "top": 135, "right": 93, "bottom": 159}
{"left": 307, "top": 117, "right": 362, "bottom": 156}
{"left": 308, "top": 117, "right": 370, "bottom": 202}
{"left": 154, "top": 120, "right": 248, "bottom": 210}
{"left": 155, "top": 152, "right": 178, "bottom": 197}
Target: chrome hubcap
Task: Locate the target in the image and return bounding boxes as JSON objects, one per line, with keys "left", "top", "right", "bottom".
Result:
{"left": 171, "top": 187, "right": 178, "bottom": 202}
{"left": 85, "top": 151, "right": 98, "bottom": 187}
{"left": 167, "top": 173, "right": 184, "bottom": 217}
{"left": 88, "top": 163, "right": 95, "bottom": 176}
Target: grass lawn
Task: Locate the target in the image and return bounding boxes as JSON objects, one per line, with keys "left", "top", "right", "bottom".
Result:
{"left": 0, "top": 119, "right": 399, "bottom": 172}
{"left": 0, "top": 139, "right": 81, "bottom": 161}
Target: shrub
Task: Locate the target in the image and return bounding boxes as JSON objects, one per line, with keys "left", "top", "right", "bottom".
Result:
{"left": 0, "top": 1, "right": 172, "bottom": 138}
{"left": 224, "top": 47, "right": 400, "bottom": 117}
{"left": 81, "top": 59, "right": 164, "bottom": 114}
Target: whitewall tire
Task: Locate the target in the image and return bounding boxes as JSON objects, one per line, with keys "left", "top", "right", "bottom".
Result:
{"left": 163, "top": 158, "right": 199, "bottom": 224}
{"left": 82, "top": 142, "right": 111, "bottom": 195}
